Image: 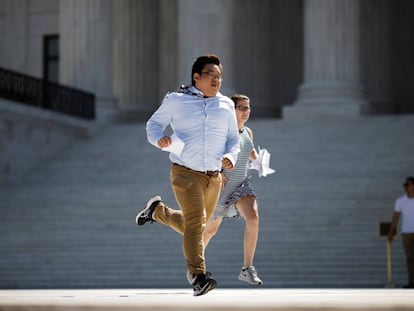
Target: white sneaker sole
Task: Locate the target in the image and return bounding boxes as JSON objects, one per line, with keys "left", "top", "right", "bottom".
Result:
{"left": 238, "top": 275, "right": 263, "bottom": 286}
{"left": 135, "top": 195, "right": 161, "bottom": 224}
{"left": 193, "top": 279, "right": 217, "bottom": 296}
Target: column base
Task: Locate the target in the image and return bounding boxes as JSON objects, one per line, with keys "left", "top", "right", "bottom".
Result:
{"left": 86, "top": 97, "right": 119, "bottom": 135}
{"left": 283, "top": 81, "right": 368, "bottom": 121}
{"left": 360, "top": 100, "right": 400, "bottom": 115}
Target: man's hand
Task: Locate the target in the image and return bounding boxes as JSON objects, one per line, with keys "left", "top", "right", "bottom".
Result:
{"left": 222, "top": 157, "right": 233, "bottom": 170}
{"left": 387, "top": 213, "right": 400, "bottom": 243}
{"left": 157, "top": 136, "right": 172, "bottom": 148}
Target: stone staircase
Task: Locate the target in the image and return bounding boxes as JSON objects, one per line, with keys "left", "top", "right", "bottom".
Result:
{"left": 1, "top": 114, "right": 413, "bottom": 289}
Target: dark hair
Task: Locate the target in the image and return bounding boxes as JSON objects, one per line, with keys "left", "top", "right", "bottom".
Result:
{"left": 231, "top": 94, "right": 250, "bottom": 107}
{"left": 404, "top": 176, "right": 414, "bottom": 188}
{"left": 191, "top": 54, "right": 222, "bottom": 85}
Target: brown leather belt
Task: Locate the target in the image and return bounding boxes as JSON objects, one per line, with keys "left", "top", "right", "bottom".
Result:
{"left": 173, "top": 163, "right": 219, "bottom": 177}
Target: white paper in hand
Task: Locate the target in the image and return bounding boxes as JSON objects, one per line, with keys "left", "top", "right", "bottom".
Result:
{"left": 249, "top": 146, "right": 276, "bottom": 177}
{"left": 161, "top": 133, "right": 185, "bottom": 156}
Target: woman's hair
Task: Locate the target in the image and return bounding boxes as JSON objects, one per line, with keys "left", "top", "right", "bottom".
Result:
{"left": 231, "top": 94, "right": 250, "bottom": 107}
{"left": 191, "top": 54, "right": 222, "bottom": 85}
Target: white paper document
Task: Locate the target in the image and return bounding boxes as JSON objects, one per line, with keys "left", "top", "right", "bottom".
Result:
{"left": 249, "top": 146, "right": 276, "bottom": 177}
{"left": 161, "top": 133, "right": 185, "bottom": 156}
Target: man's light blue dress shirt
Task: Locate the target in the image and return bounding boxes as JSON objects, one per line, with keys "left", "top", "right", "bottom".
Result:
{"left": 146, "top": 86, "right": 240, "bottom": 172}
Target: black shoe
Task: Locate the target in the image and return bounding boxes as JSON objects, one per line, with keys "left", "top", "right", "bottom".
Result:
{"left": 403, "top": 284, "right": 414, "bottom": 288}
{"left": 186, "top": 270, "right": 212, "bottom": 285}
{"left": 135, "top": 196, "right": 161, "bottom": 225}
{"left": 192, "top": 273, "right": 217, "bottom": 296}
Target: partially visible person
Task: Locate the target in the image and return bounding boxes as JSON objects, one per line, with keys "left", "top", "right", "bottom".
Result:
{"left": 136, "top": 54, "right": 240, "bottom": 296}
{"left": 388, "top": 176, "right": 414, "bottom": 288}
{"left": 203, "top": 94, "right": 263, "bottom": 286}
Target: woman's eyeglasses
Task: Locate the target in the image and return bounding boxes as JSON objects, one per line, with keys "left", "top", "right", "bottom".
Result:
{"left": 236, "top": 106, "right": 251, "bottom": 112}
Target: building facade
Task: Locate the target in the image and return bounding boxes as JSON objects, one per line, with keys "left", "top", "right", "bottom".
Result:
{"left": 1, "top": 0, "right": 413, "bottom": 120}
{"left": 1, "top": 0, "right": 414, "bottom": 289}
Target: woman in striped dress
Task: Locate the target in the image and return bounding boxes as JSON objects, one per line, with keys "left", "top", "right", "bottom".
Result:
{"left": 203, "top": 94, "right": 263, "bottom": 286}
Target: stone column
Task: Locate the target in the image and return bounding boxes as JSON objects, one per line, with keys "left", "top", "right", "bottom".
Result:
{"left": 176, "top": 0, "right": 235, "bottom": 95}
{"left": 112, "top": 0, "right": 160, "bottom": 118}
{"left": 3, "top": 0, "right": 27, "bottom": 72}
{"left": 360, "top": 0, "right": 394, "bottom": 115}
{"left": 158, "top": 0, "right": 178, "bottom": 101}
{"left": 59, "top": 0, "right": 116, "bottom": 120}
{"left": 285, "top": 0, "right": 368, "bottom": 119}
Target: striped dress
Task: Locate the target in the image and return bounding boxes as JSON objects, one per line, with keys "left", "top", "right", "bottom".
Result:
{"left": 213, "top": 126, "right": 256, "bottom": 219}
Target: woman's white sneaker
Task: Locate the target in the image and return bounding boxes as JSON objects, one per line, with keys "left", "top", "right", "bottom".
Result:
{"left": 238, "top": 266, "right": 263, "bottom": 286}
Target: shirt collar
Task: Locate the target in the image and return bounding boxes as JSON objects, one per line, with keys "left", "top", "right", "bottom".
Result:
{"left": 180, "top": 85, "right": 221, "bottom": 98}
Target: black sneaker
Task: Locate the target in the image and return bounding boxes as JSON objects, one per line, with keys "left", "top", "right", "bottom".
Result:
{"left": 186, "top": 270, "right": 212, "bottom": 285}
{"left": 135, "top": 196, "right": 161, "bottom": 225}
{"left": 192, "top": 273, "right": 217, "bottom": 296}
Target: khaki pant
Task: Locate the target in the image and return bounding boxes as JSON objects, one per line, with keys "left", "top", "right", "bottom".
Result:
{"left": 153, "top": 164, "right": 221, "bottom": 275}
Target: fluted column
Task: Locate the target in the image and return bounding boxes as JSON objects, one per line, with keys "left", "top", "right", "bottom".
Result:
{"left": 59, "top": 0, "right": 116, "bottom": 117}
{"left": 3, "top": 0, "right": 27, "bottom": 72}
{"left": 158, "top": 0, "right": 178, "bottom": 101}
{"left": 176, "top": 0, "right": 234, "bottom": 94}
{"left": 360, "top": 0, "right": 394, "bottom": 114}
{"left": 113, "top": 0, "right": 160, "bottom": 116}
{"left": 285, "top": 0, "right": 368, "bottom": 119}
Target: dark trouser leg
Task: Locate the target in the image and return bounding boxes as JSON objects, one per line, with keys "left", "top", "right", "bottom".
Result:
{"left": 402, "top": 233, "right": 414, "bottom": 285}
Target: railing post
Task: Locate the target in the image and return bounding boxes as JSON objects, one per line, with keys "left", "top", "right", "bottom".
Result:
{"left": 386, "top": 240, "right": 393, "bottom": 287}
{"left": 379, "top": 222, "right": 395, "bottom": 288}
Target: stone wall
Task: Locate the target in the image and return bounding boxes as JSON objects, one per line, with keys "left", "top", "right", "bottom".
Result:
{"left": 0, "top": 99, "right": 92, "bottom": 184}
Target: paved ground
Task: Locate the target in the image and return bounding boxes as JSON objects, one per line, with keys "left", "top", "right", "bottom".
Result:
{"left": 0, "top": 289, "right": 414, "bottom": 311}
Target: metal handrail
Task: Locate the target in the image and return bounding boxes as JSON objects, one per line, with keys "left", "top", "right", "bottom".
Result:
{"left": 0, "top": 67, "right": 95, "bottom": 120}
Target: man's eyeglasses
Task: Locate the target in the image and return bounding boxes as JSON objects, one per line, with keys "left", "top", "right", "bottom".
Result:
{"left": 236, "top": 106, "right": 251, "bottom": 112}
{"left": 201, "top": 71, "right": 222, "bottom": 81}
